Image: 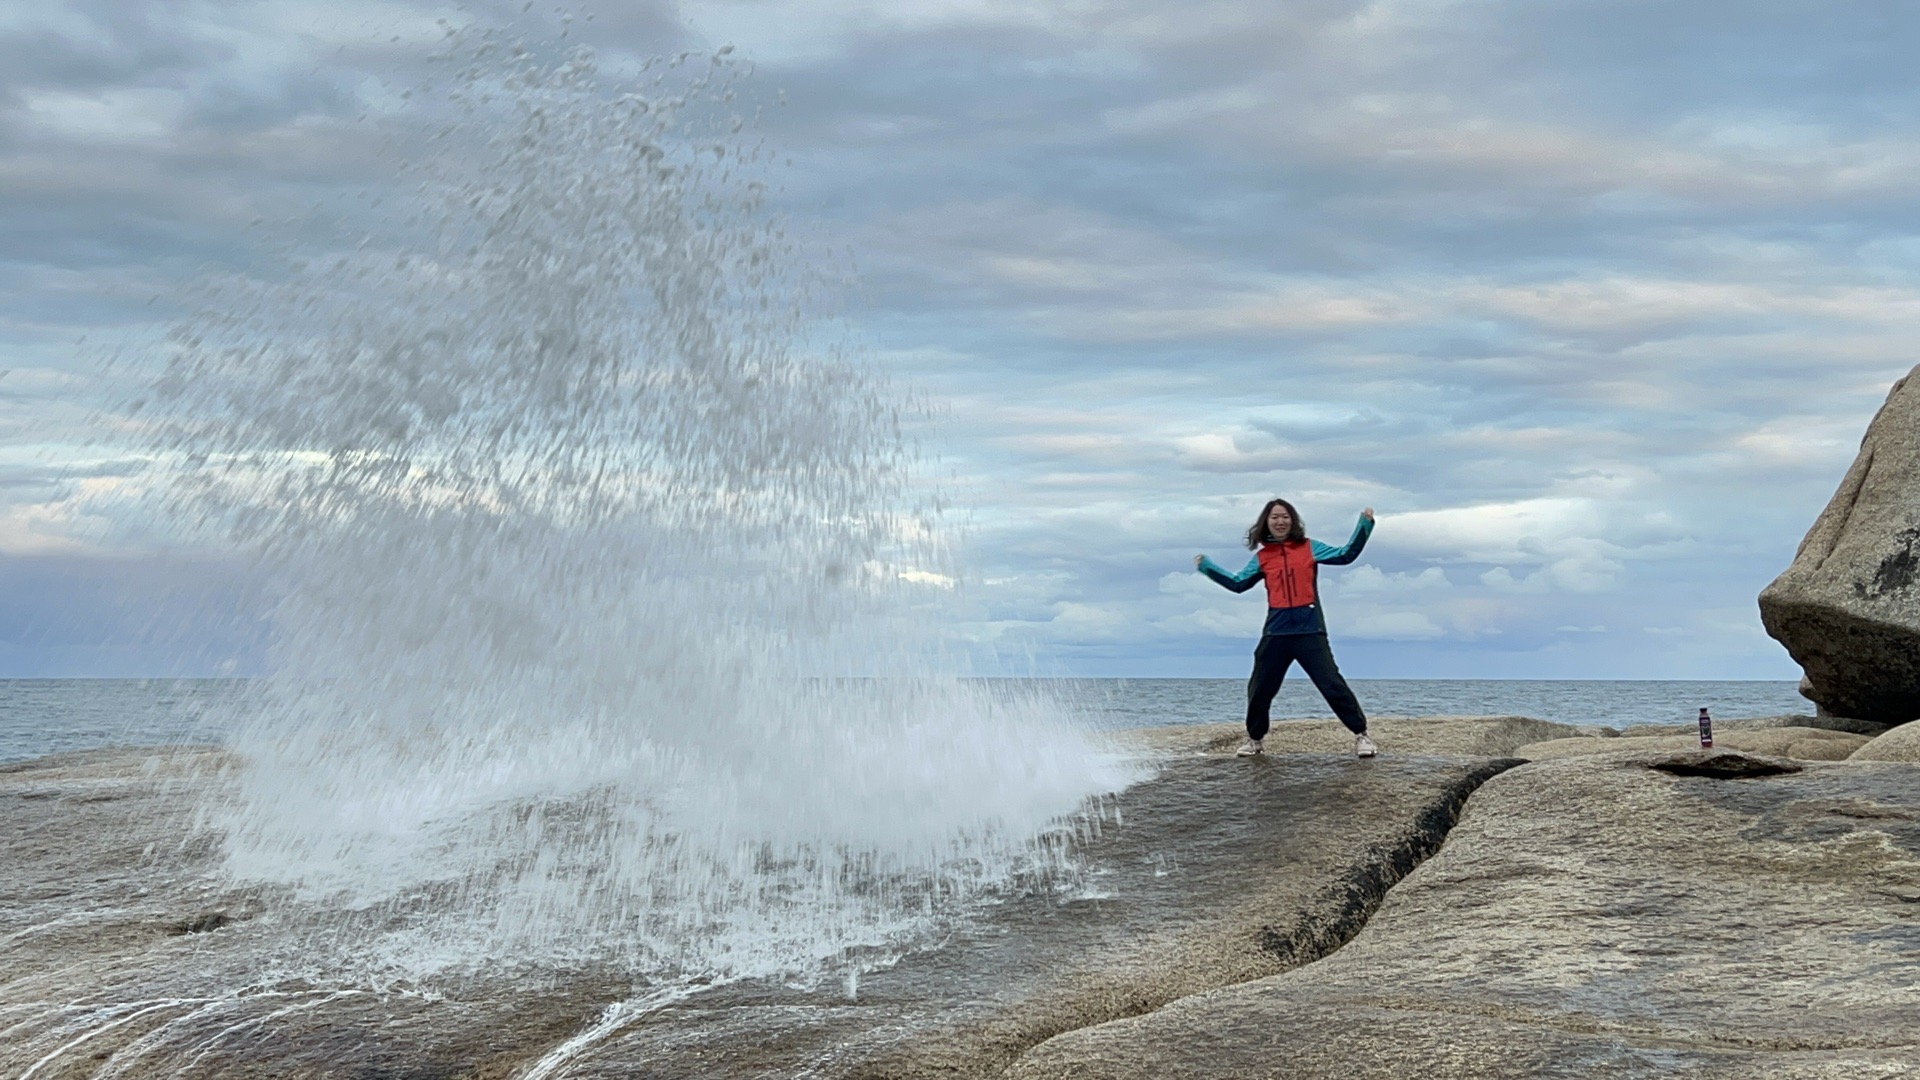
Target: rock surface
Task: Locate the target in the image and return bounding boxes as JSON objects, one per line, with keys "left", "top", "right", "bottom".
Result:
{"left": 1126, "top": 715, "right": 1585, "bottom": 758}
{"left": 1851, "top": 720, "right": 1920, "bottom": 762}
{"left": 0, "top": 739, "right": 1512, "bottom": 1079}
{"left": 1516, "top": 725, "right": 1871, "bottom": 762}
{"left": 1008, "top": 748, "right": 1920, "bottom": 1079}
{"left": 1618, "top": 712, "right": 1889, "bottom": 738}
{"left": 1760, "top": 362, "right": 1920, "bottom": 725}
{"left": 16, "top": 725, "right": 1920, "bottom": 1079}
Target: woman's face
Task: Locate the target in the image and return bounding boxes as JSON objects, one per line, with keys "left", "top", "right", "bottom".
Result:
{"left": 1266, "top": 503, "right": 1293, "bottom": 538}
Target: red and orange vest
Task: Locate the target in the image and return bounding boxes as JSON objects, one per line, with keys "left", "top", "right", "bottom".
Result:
{"left": 1256, "top": 539, "right": 1320, "bottom": 609}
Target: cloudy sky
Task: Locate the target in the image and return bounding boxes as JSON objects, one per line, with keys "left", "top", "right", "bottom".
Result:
{"left": 4, "top": 0, "right": 1916, "bottom": 678}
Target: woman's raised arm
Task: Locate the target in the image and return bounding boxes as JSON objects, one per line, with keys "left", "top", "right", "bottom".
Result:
{"left": 1195, "top": 555, "right": 1263, "bottom": 593}
{"left": 1310, "top": 510, "right": 1375, "bottom": 566}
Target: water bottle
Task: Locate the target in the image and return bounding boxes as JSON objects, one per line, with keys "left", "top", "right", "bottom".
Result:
{"left": 1697, "top": 706, "right": 1713, "bottom": 749}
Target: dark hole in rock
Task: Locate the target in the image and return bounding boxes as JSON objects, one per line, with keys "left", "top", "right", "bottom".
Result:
{"left": 1646, "top": 751, "right": 1804, "bottom": 779}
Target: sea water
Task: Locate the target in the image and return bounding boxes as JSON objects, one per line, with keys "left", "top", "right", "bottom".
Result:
{"left": 1, "top": 677, "right": 1810, "bottom": 767}
{"left": 1068, "top": 677, "right": 1811, "bottom": 732}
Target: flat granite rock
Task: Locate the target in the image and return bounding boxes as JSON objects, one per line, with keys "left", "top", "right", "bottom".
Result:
{"left": 1618, "top": 713, "right": 1890, "bottom": 739}
{"left": 1516, "top": 726, "right": 1872, "bottom": 762}
{"left": 0, "top": 743, "right": 1515, "bottom": 1079}
{"left": 1008, "top": 749, "right": 1920, "bottom": 1080}
{"left": 1127, "top": 716, "right": 1583, "bottom": 758}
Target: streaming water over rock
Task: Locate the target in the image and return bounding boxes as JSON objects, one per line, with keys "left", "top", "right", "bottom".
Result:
{"left": 131, "top": 30, "right": 1133, "bottom": 986}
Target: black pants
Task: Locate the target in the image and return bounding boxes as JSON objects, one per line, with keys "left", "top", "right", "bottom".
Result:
{"left": 1245, "top": 632, "right": 1368, "bottom": 740}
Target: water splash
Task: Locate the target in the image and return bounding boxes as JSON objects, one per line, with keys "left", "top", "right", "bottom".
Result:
{"left": 517, "top": 986, "right": 700, "bottom": 1080}
{"left": 132, "top": 30, "right": 1136, "bottom": 983}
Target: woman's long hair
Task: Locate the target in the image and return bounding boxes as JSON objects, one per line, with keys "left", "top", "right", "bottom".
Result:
{"left": 1245, "top": 497, "right": 1306, "bottom": 549}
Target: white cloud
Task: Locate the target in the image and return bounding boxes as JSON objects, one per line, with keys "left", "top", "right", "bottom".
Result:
{"left": 1469, "top": 541, "right": 1621, "bottom": 595}
{"left": 985, "top": 269, "right": 1920, "bottom": 348}
{"left": 1157, "top": 569, "right": 1214, "bottom": 595}
{"left": 1171, "top": 431, "right": 1291, "bottom": 473}
{"left": 1044, "top": 600, "right": 1135, "bottom": 642}
{"left": 1541, "top": 543, "right": 1624, "bottom": 594}
{"left": 1153, "top": 606, "right": 1248, "bottom": 638}
{"left": 1464, "top": 279, "right": 1920, "bottom": 336}
{"left": 684, "top": 0, "right": 1086, "bottom": 64}
{"left": 1039, "top": 280, "right": 1427, "bottom": 341}
{"left": 0, "top": 470, "right": 139, "bottom": 557}
{"left": 0, "top": 501, "right": 97, "bottom": 555}
{"left": 1726, "top": 417, "right": 1864, "bottom": 473}
{"left": 1347, "top": 611, "right": 1444, "bottom": 640}
{"left": 1481, "top": 566, "right": 1546, "bottom": 593}
{"left": 1336, "top": 564, "right": 1449, "bottom": 593}
{"left": 21, "top": 89, "right": 186, "bottom": 145}
{"left": 1387, "top": 498, "right": 1606, "bottom": 564}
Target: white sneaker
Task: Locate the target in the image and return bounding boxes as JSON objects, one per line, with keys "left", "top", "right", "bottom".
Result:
{"left": 1355, "top": 734, "right": 1378, "bottom": 758}
{"left": 1235, "top": 738, "right": 1264, "bottom": 757}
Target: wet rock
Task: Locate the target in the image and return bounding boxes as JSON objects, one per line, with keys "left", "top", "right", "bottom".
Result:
{"left": 1760, "top": 363, "right": 1920, "bottom": 726}
{"left": 0, "top": 744, "right": 1515, "bottom": 1079}
{"left": 1515, "top": 727, "right": 1870, "bottom": 763}
{"left": 1008, "top": 755, "right": 1920, "bottom": 1080}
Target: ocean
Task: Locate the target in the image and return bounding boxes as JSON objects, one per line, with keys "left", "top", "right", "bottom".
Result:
{"left": 0, "top": 678, "right": 1810, "bottom": 766}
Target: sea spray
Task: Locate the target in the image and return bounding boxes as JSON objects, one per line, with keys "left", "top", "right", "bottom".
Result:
{"left": 132, "top": 29, "right": 1137, "bottom": 983}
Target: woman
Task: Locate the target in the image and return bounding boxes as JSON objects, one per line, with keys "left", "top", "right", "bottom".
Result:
{"left": 1194, "top": 499, "right": 1377, "bottom": 758}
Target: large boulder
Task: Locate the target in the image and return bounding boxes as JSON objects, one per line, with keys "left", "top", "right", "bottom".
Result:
{"left": 1760, "top": 364, "right": 1920, "bottom": 725}
{"left": 1850, "top": 721, "right": 1920, "bottom": 761}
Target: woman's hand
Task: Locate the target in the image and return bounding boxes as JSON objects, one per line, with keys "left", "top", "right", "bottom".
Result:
{"left": 1193, "top": 554, "right": 1204, "bottom": 568}
{"left": 1362, "top": 507, "right": 1375, "bottom": 522}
